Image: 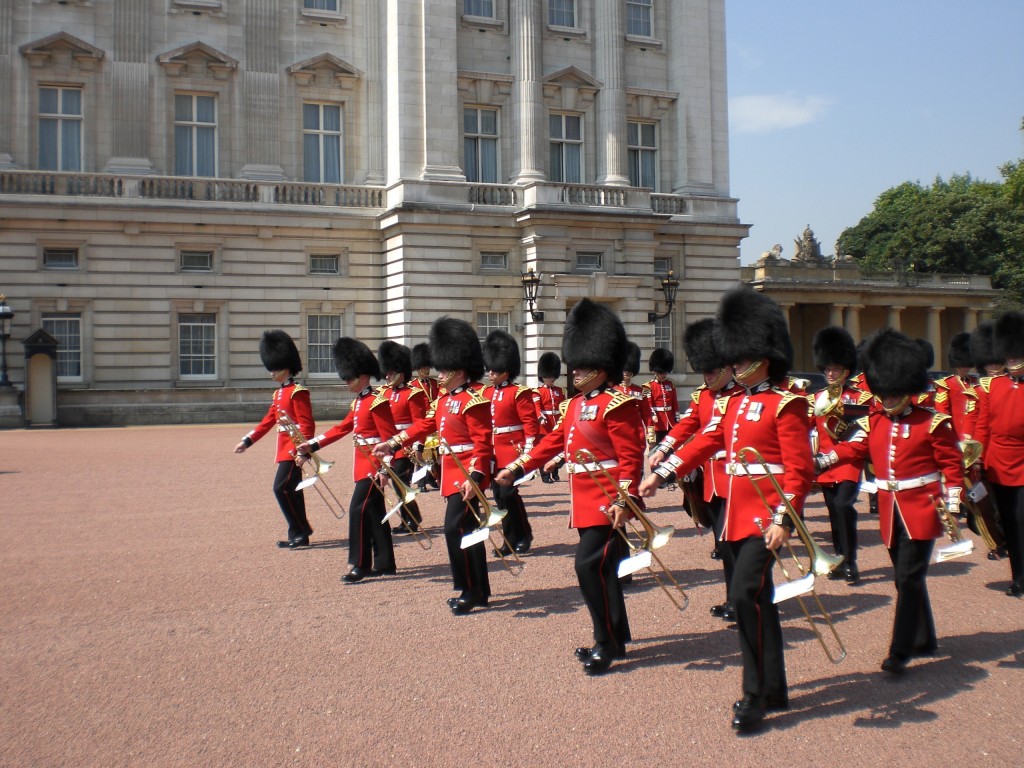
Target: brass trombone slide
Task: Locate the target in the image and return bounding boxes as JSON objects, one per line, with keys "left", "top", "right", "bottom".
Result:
{"left": 356, "top": 444, "right": 433, "bottom": 550}
{"left": 278, "top": 411, "right": 346, "bottom": 520}
{"left": 737, "top": 446, "right": 846, "bottom": 664}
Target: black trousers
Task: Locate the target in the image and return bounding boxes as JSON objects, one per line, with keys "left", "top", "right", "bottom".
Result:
{"left": 886, "top": 514, "right": 936, "bottom": 660}
{"left": 348, "top": 477, "right": 394, "bottom": 570}
{"left": 575, "top": 526, "right": 631, "bottom": 652}
{"left": 272, "top": 460, "right": 312, "bottom": 541}
{"left": 708, "top": 496, "right": 733, "bottom": 600}
{"left": 390, "top": 456, "right": 423, "bottom": 528}
{"left": 443, "top": 494, "right": 491, "bottom": 600}
{"left": 822, "top": 479, "right": 860, "bottom": 565}
{"left": 494, "top": 482, "right": 532, "bottom": 548}
{"left": 727, "top": 536, "right": 786, "bottom": 702}
{"left": 992, "top": 483, "right": 1024, "bottom": 584}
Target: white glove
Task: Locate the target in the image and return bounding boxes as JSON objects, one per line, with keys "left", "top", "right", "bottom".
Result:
{"left": 947, "top": 487, "right": 963, "bottom": 511}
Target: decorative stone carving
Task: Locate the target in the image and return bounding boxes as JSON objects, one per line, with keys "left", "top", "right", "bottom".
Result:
{"left": 156, "top": 41, "right": 238, "bottom": 80}
{"left": 793, "top": 225, "right": 824, "bottom": 263}
{"left": 20, "top": 32, "right": 105, "bottom": 71}
{"left": 287, "top": 53, "right": 362, "bottom": 90}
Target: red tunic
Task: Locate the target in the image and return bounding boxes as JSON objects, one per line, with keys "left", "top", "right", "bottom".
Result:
{"left": 412, "top": 375, "right": 439, "bottom": 404}
{"left": 645, "top": 377, "right": 679, "bottom": 432}
{"left": 975, "top": 374, "right": 1024, "bottom": 485}
{"left": 812, "top": 384, "right": 872, "bottom": 484}
{"left": 533, "top": 383, "right": 567, "bottom": 433}
{"left": 485, "top": 381, "right": 541, "bottom": 467}
{"left": 934, "top": 374, "right": 979, "bottom": 441}
{"left": 385, "top": 383, "right": 428, "bottom": 460}
{"left": 616, "top": 381, "right": 654, "bottom": 444}
{"left": 312, "top": 386, "right": 397, "bottom": 481}
{"left": 832, "top": 408, "right": 964, "bottom": 546}
{"left": 244, "top": 381, "right": 315, "bottom": 463}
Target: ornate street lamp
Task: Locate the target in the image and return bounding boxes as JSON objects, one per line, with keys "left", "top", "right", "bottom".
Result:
{"left": 521, "top": 268, "right": 545, "bottom": 322}
{"left": 647, "top": 270, "right": 680, "bottom": 322}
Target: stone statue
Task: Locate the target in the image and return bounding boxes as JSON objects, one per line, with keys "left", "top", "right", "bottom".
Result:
{"left": 793, "top": 225, "right": 823, "bottom": 263}
{"left": 759, "top": 243, "right": 784, "bottom": 262}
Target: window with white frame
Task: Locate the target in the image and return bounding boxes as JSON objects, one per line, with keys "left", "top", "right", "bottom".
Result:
{"left": 464, "top": 0, "right": 494, "bottom": 16}
{"left": 476, "top": 312, "right": 510, "bottom": 345}
{"left": 626, "top": 0, "right": 653, "bottom": 37}
{"left": 179, "top": 250, "right": 214, "bottom": 272}
{"left": 463, "top": 107, "right": 499, "bottom": 183}
{"left": 38, "top": 86, "right": 82, "bottom": 172}
{"left": 42, "top": 247, "right": 79, "bottom": 270}
{"left": 549, "top": 113, "right": 582, "bottom": 183}
{"left": 653, "top": 256, "right": 672, "bottom": 276}
{"left": 307, "top": 314, "right": 342, "bottom": 374}
{"left": 178, "top": 312, "right": 217, "bottom": 377}
{"left": 480, "top": 252, "right": 508, "bottom": 271}
{"left": 654, "top": 314, "right": 671, "bottom": 350}
{"left": 303, "top": 102, "right": 343, "bottom": 184}
{"left": 549, "top": 0, "right": 576, "bottom": 27}
{"left": 304, "top": 0, "right": 338, "bottom": 10}
{"left": 628, "top": 121, "right": 657, "bottom": 189}
{"left": 309, "top": 253, "right": 341, "bottom": 274}
{"left": 576, "top": 251, "right": 603, "bottom": 273}
{"left": 42, "top": 314, "right": 82, "bottom": 380}
{"left": 174, "top": 94, "right": 217, "bottom": 177}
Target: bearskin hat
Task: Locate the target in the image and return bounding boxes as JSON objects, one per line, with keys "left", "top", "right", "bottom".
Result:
{"left": 537, "top": 352, "right": 561, "bottom": 381}
{"left": 947, "top": 332, "right": 973, "bottom": 370}
{"left": 649, "top": 347, "right": 674, "bottom": 374}
{"left": 411, "top": 342, "right": 432, "bottom": 371}
{"left": 623, "top": 342, "right": 642, "bottom": 376}
{"left": 682, "top": 318, "right": 722, "bottom": 374}
{"left": 430, "top": 317, "right": 484, "bottom": 381}
{"left": 333, "top": 337, "right": 381, "bottom": 381}
{"left": 970, "top": 322, "right": 1001, "bottom": 370}
{"left": 259, "top": 329, "right": 302, "bottom": 375}
{"left": 562, "top": 298, "right": 628, "bottom": 385}
{"left": 483, "top": 330, "right": 521, "bottom": 380}
{"left": 994, "top": 311, "right": 1024, "bottom": 361}
{"left": 862, "top": 328, "right": 929, "bottom": 398}
{"left": 914, "top": 338, "right": 935, "bottom": 370}
{"left": 716, "top": 284, "right": 793, "bottom": 383}
{"left": 378, "top": 340, "right": 412, "bottom": 382}
{"left": 812, "top": 326, "right": 857, "bottom": 373}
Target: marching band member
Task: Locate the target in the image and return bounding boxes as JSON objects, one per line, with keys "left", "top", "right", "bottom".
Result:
{"left": 376, "top": 318, "right": 494, "bottom": 615}
{"left": 816, "top": 329, "right": 964, "bottom": 673}
{"left": 378, "top": 341, "right": 429, "bottom": 534}
{"left": 618, "top": 342, "right": 654, "bottom": 448}
{"left": 533, "top": 352, "right": 566, "bottom": 483}
{"left": 235, "top": 330, "right": 315, "bottom": 549}
{"left": 935, "top": 333, "right": 980, "bottom": 441}
{"left": 410, "top": 342, "right": 440, "bottom": 492}
{"left": 483, "top": 330, "right": 540, "bottom": 554}
{"left": 495, "top": 299, "right": 644, "bottom": 676}
{"left": 912, "top": 339, "right": 939, "bottom": 408}
{"left": 646, "top": 348, "right": 679, "bottom": 446}
{"left": 640, "top": 286, "right": 813, "bottom": 733}
{"left": 298, "top": 338, "right": 398, "bottom": 583}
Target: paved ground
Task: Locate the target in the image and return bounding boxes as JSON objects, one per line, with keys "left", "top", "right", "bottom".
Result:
{"left": 1, "top": 424, "right": 1022, "bottom": 767}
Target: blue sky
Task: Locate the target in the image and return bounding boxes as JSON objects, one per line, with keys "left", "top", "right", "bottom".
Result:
{"left": 725, "top": 0, "right": 1024, "bottom": 264}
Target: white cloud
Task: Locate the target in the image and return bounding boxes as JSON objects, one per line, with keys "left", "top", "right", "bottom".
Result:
{"left": 729, "top": 93, "right": 832, "bottom": 135}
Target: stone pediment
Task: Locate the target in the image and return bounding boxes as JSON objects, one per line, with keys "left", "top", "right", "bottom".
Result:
{"left": 542, "top": 66, "right": 601, "bottom": 111}
{"left": 156, "top": 41, "right": 238, "bottom": 79}
{"left": 457, "top": 71, "right": 514, "bottom": 104}
{"left": 542, "top": 66, "right": 602, "bottom": 90}
{"left": 286, "top": 53, "right": 362, "bottom": 89}
{"left": 20, "top": 32, "right": 105, "bottom": 70}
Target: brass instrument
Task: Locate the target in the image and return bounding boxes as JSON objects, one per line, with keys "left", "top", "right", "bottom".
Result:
{"left": 931, "top": 494, "right": 974, "bottom": 562}
{"left": 960, "top": 439, "right": 1002, "bottom": 554}
{"left": 814, "top": 381, "right": 849, "bottom": 442}
{"left": 278, "top": 411, "right": 346, "bottom": 520}
{"left": 573, "top": 449, "right": 688, "bottom": 612}
{"left": 411, "top": 434, "right": 441, "bottom": 486}
{"left": 366, "top": 448, "right": 433, "bottom": 550}
{"left": 737, "top": 447, "right": 846, "bottom": 664}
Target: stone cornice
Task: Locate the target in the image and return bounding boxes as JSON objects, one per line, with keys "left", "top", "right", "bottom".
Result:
{"left": 20, "top": 31, "right": 105, "bottom": 71}
{"left": 287, "top": 53, "right": 363, "bottom": 89}
{"left": 156, "top": 41, "right": 239, "bottom": 79}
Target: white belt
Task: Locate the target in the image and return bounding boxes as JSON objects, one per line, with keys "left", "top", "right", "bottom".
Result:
{"left": 567, "top": 459, "right": 618, "bottom": 474}
{"left": 541, "top": 410, "right": 557, "bottom": 415}
{"left": 652, "top": 406, "right": 672, "bottom": 412}
{"left": 879, "top": 472, "right": 940, "bottom": 491}
{"left": 711, "top": 451, "right": 727, "bottom": 461}
{"left": 395, "top": 422, "right": 413, "bottom": 430}
{"left": 726, "top": 462, "right": 784, "bottom": 476}
{"left": 354, "top": 436, "right": 382, "bottom": 446}
{"left": 494, "top": 425, "right": 524, "bottom": 434}
{"left": 440, "top": 442, "right": 474, "bottom": 455}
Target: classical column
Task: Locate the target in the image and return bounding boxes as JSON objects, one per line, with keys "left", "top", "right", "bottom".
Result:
{"left": 887, "top": 305, "right": 904, "bottom": 332}
{"left": 926, "top": 306, "right": 942, "bottom": 359}
{"left": 510, "top": 0, "right": 544, "bottom": 183}
{"left": 239, "top": 0, "right": 285, "bottom": 180}
{"left": 0, "top": 0, "right": 11, "bottom": 168}
{"left": 845, "top": 304, "right": 863, "bottom": 342}
{"left": 963, "top": 307, "right": 980, "bottom": 333}
{"left": 105, "top": 0, "right": 153, "bottom": 174}
{"left": 419, "top": 0, "right": 465, "bottom": 180}
{"left": 364, "top": 0, "right": 385, "bottom": 184}
{"left": 829, "top": 304, "right": 845, "bottom": 327}
{"left": 593, "top": 0, "right": 628, "bottom": 186}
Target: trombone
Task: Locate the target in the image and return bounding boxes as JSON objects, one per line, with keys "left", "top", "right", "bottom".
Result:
{"left": 278, "top": 411, "right": 346, "bottom": 519}
{"left": 737, "top": 446, "right": 847, "bottom": 664}
{"left": 930, "top": 493, "right": 974, "bottom": 562}
{"left": 573, "top": 449, "right": 688, "bottom": 612}
{"left": 440, "top": 439, "right": 525, "bottom": 577}
{"left": 356, "top": 443, "right": 433, "bottom": 550}
{"left": 960, "top": 439, "right": 1002, "bottom": 555}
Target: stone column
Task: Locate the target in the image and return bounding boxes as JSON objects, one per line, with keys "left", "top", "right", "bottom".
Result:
{"left": 239, "top": 0, "right": 284, "bottom": 180}
{"left": 846, "top": 304, "right": 863, "bottom": 342}
{"left": 926, "top": 306, "right": 942, "bottom": 359}
{"left": 364, "top": 0, "right": 386, "bottom": 184}
{"left": 887, "top": 305, "right": 904, "bottom": 331}
{"left": 963, "top": 307, "right": 979, "bottom": 333}
{"left": 510, "top": 0, "right": 544, "bottom": 182}
{"left": 0, "top": 0, "right": 11, "bottom": 168}
{"left": 829, "top": 304, "right": 845, "bottom": 327}
{"left": 593, "top": 0, "right": 628, "bottom": 186}
{"left": 105, "top": 0, "right": 153, "bottom": 174}
{"left": 420, "top": 0, "right": 465, "bottom": 180}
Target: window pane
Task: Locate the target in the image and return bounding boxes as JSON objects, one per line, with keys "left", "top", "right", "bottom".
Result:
{"left": 479, "top": 138, "right": 497, "bottom": 182}
{"left": 464, "top": 108, "right": 478, "bottom": 134}
{"left": 196, "top": 126, "right": 216, "bottom": 176}
{"left": 39, "top": 119, "right": 58, "bottom": 170}
{"left": 42, "top": 315, "right": 82, "bottom": 378}
{"left": 195, "top": 95, "right": 216, "bottom": 124}
{"left": 641, "top": 122, "right": 656, "bottom": 146}
{"left": 464, "top": 138, "right": 479, "bottom": 182}
{"left": 565, "top": 115, "right": 581, "bottom": 141}
{"left": 564, "top": 143, "right": 581, "bottom": 183}
{"left": 323, "top": 135, "right": 341, "bottom": 183}
{"left": 550, "top": 143, "right": 564, "bottom": 182}
{"left": 304, "top": 134, "right": 320, "bottom": 181}
{"left": 480, "top": 109, "right": 497, "bottom": 136}
{"left": 307, "top": 315, "right": 342, "bottom": 374}
{"left": 174, "top": 94, "right": 192, "bottom": 122}
{"left": 303, "top": 103, "right": 320, "bottom": 131}
{"left": 40, "top": 88, "right": 58, "bottom": 114}
{"left": 61, "top": 119, "right": 81, "bottom": 171}
{"left": 61, "top": 88, "right": 82, "bottom": 116}
{"left": 175, "top": 126, "right": 193, "bottom": 175}
{"left": 323, "top": 105, "right": 341, "bottom": 132}
{"left": 549, "top": 114, "right": 563, "bottom": 140}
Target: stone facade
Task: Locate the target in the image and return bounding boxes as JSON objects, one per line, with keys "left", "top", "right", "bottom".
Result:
{"left": 0, "top": 0, "right": 745, "bottom": 426}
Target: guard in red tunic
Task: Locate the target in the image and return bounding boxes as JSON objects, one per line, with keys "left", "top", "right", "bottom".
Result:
{"left": 483, "top": 331, "right": 540, "bottom": 553}
{"left": 934, "top": 332, "right": 980, "bottom": 441}
{"left": 645, "top": 348, "right": 679, "bottom": 445}
{"left": 235, "top": 330, "right": 315, "bottom": 549}
{"left": 817, "top": 329, "right": 964, "bottom": 673}
{"left": 496, "top": 299, "right": 644, "bottom": 676}
{"left": 378, "top": 341, "right": 429, "bottom": 534}
{"left": 533, "top": 352, "right": 566, "bottom": 483}
{"left": 912, "top": 338, "right": 939, "bottom": 408}
{"left": 376, "top": 318, "right": 494, "bottom": 615}
{"left": 410, "top": 342, "right": 441, "bottom": 491}
{"left": 298, "top": 339, "right": 397, "bottom": 583}
{"left": 641, "top": 286, "right": 813, "bottom": 734}
{"left": 975, "top": 311, "right": 1024, "bottom": 596}
{"left": 618, "top": 341, "right": 654, "bottom": 448}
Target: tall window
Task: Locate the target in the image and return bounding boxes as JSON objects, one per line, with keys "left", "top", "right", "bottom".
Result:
{"left": 463, "top": 107, "right": 499, "bottom": 183}
{"left": 178, "top": 312, "right": 217, "bottom": 377}
{"left": 174, "top": 94, "right": 217, "bottom": 177}
{"left": 628, "top": 121, "right": 657, "bottom": 189}
{"left": 307, "top": 314, "right": 342, "bottom": 374}
{"left": 304, "top": 0, "right": 338, "bottom": 10}
{"left": 549, "top": 0, "right": 576, "bottom": 27}
{"left": 654, "top": 315, "right": 671, "bottom": 350}
{"left": 464, "top": 0, "right": 494, "bottom": 16}
{"left": 303, "top": 103, "right": 342, "bottom": 184}
{"left": 38, "top": 86, "right": 82, "bottom": 171}
{"left": 626, "top": 0, "right": 653, "bottom": 36}
{"left": 42, "top": 314, "right": 82, "bottom": 380}
{"left": 476, "top": 312, "right": 510, "bottom": 345}
{"left": 549, "top": 113, "right": 582, "bottom": 183}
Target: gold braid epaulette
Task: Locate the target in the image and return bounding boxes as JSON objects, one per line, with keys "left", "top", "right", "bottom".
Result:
{"left": 603, "top": 390, "right": 636, "bottom": 416}
{"left": 775, "top": 390, "right": 806, "bottom": 417}
{"left": 978, "top": 376, "right": 995, "bottom": 394}
{"left": 690, "top": 385, "right": 706, "bottom": 405}
{"left": 370, "top": 388, "right": 391, "bottom": 410}
{"left": 466, "top": 390, "right": 491, "bottom": 410}
{"left": 929, "top": 412, "right": 952, "bottom": 434}
{"left": 289, "top": 383, "right": 309, "bottom": 397}
{"left": 559, "top": 398, "right": 572, "bottom": 418}
{"left": 515, "top": 384, "right": 533, "bottom": 398}
{"left": 854, "top": 415, "right": 871, "bottom": 433}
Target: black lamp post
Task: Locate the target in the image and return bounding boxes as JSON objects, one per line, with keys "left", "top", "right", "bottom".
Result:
{"left": 0, "top": 295, "right": 13, "bottom": 387}
{"left": 648, "top": 270, "right": 680, "bottom": 322}
{"left": 521, "top": 268, "right": 544, "bottom": 322}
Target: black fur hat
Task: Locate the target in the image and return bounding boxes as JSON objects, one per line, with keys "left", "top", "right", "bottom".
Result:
{"left": 914, "top": 338, "right": 935, "bottom": 370}
{"left": 333, "top": 337, "right": 381, "bottom": 381}
{"left": 682, "top": 318, "right": 722, "bottom": 374}
{"left": 483, "top": 330, "right": 521, "bottom": 380}
{"left": 259, "top": 329, "right": 302, "bottom": 375}
{"left": 537, "top": 352, "right": 561, "bottom": 381}
{"left": 623, "top": 342, "right": 642, "bottom": 376}
{"left": 994, "top": 311, "right": 1024, "bottom": 361}
{"left": 716, "top": 284, "right": 793, "bottom": 383}
{"left": 430, "top": 317, "right": 484, "bottom": 381}
{"left": 862, "top": 328, "right": 928, "bottom": 398}
{"left": 947, "top": 332, "right": 973, "bottom": 370}
{"left": 970, "top": 322, "right": 1001, "bottom": 369}
{"left": 649, "top": 347, "right": 674, "bottom": 374}
{"left": 812, "top": 326, "right": 857, "bottom": 373}
{"left": 378, "top": 341, "right": 412, "bottom": 382}
{"left": 562, "top": 298, "right": 628, "bottom": 385}
{"left": 411, "top": 342, "right": 432, "bottom": 371}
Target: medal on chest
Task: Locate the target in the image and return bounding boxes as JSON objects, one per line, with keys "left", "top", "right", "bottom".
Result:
{"left": 447, "top": 398, "right": 462, "bottom": 415}
{"left": 745, "top": 402, "right": 764, "bottom": 421}
{"left": 580, "top": 404, "right": 598, "bottom": 421}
